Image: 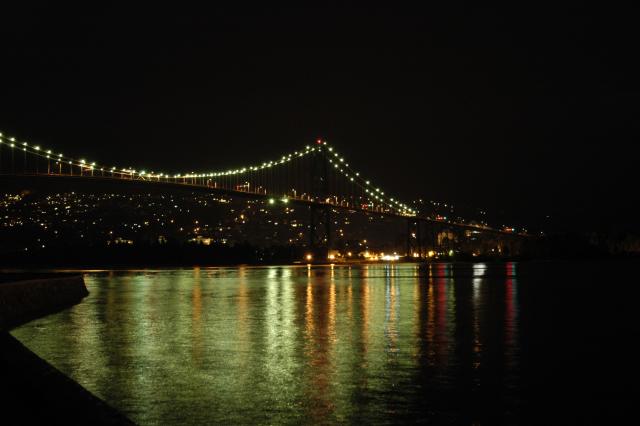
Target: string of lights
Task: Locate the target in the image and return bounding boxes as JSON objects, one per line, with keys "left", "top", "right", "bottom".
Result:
{"left": 0, "top": 132, "right": 417, "bottom": 216}
{"left": 180, "top": 139, "right": 416, "bottom": 215}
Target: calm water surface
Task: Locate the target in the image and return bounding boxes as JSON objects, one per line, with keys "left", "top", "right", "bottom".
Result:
{"left": 12, "top": 262, "right": 634, "bottom": 424}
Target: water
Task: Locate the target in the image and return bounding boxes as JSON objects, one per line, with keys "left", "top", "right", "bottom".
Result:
{"left": 11, "top": 262, "right": 635, "bottom": 424}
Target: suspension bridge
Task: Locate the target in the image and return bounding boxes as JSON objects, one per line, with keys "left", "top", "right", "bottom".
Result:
{"left": 0, "top": 131, "right": 524, "bottom": 258}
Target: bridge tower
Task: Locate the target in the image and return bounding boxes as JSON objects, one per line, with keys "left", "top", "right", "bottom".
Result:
{"left": 308, "top": 145, "right": 332, "bottom": 258}
{"left": 406, "top": 219, "right": 425, "bottom": 258}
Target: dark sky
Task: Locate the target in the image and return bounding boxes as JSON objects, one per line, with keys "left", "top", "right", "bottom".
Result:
{"left": 1, "top": 4, "right": 637, "bottom": 232}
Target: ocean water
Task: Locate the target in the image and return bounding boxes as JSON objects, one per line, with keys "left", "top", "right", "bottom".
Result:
{"left": 12, "top": 262, "right": 635, "bottom": 424}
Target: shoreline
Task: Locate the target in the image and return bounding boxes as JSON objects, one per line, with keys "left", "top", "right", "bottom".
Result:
{"left": 0, "top": 273, "right": 133, "bottom": 425}
{"left": 1, "top": 254, "right": 638, "bottom": 272}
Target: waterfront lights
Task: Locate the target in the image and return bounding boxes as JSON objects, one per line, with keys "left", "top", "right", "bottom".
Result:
{"left": 381, "top": 254, "right": 400, "bottom": 261}
{"left": 305, "top": 253, "right": 313, "bottom": 261}
{"left": 268, "top": 198, "right": 275, "bottom": 205}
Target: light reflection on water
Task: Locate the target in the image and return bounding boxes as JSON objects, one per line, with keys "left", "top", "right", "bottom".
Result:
{"left": 13, "top": 263, "right": 523, "bottom": 424}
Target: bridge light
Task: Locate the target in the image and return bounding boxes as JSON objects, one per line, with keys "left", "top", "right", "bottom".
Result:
{"left": 80, "top": 159, "right": 85, "bottom": 164}
{"left": 34, "top": 145, "right": 40, "bottom": 151}
{"left": 281, "top": 197, "right": 289, "bottom": 203}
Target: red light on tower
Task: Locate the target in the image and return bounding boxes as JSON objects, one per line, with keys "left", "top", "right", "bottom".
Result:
{"left": 317, "top": 139, "right": 322, "bottom": 144}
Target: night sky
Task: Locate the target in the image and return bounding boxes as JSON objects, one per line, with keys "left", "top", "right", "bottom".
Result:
{"left": 1, "top": 4, "right": 637, "bottom": 232}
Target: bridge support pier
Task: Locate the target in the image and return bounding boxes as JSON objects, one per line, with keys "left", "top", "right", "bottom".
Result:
{"left": 309, "top": 204, "right": 331, "bottom": 259}
{"left": 406, "top": 219, "right": 423, "bottom": 259}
